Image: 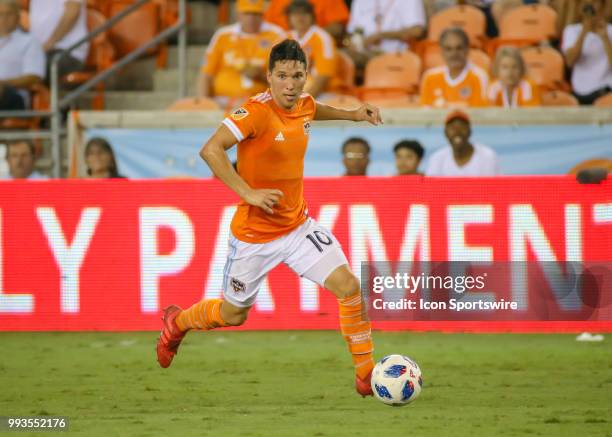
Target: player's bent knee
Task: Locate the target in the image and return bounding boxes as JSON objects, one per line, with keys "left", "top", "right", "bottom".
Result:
{"left": 326, "top": 267, "right": 361, "bottom": 299}
{"left": 225, "top": 312, "right": 248, "bottom": 326}
{"left": 337, "top": 275, "right": 361, "bottom": 299}
{"left": 221, "top": 302, "right": 250, "bottom": 326}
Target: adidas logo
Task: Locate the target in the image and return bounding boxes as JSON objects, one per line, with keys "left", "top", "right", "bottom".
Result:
{"left": 275, "top": 132, "right": 285, "bottom": 141}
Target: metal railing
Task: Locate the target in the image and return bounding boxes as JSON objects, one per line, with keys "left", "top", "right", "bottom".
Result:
{"left": 1, "top": 0, "right": 187, "bottom": 177}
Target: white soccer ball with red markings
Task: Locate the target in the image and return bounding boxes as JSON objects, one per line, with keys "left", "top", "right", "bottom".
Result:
{"left": 371, "top": 354, "right": 423, "bottom": 406}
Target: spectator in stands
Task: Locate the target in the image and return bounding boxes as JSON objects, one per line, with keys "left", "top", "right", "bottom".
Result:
{"left": 394, "top": 140, "right": 424, "bottom": 176}
{"left": 196, "top": 0, "right": 285, "bottom": 106}
{"left": 562, "top": 0, "right": 612, "bottom": 105}
{"left": 488, "top": 46, "right": 540, "bottom": 107}
{"left": 0, "top": 0, "right": 45, "bottom": 110}
{"left": 286, "top": 0, "right": 337, "bottom": 97}
{"left": 5, "top": 139, "right": 47, "bottom": 179}
{"left": 420, "top": 28, "right": 489, "bottom": 108}
{"left": 84, "top": 137, "right": 126, "bottom": 179}
{"left": 342, "top": 137, "right": 370, "bottom": 176}
{"left": 265, "top": 0, "right": 349, "bottom": 43}
{"left": 29, "top": 0, "right": 89, "bottom": 79}
{"left": 556, "top": 0, "right": 612, "bottom": 33}
{"left": 345, "top": 0, "right": 426, "bottom": 73}
{"left": 426, "top": 110, "right": 500, "bottom": 176}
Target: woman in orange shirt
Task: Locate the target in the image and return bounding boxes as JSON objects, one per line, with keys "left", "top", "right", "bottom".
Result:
{"left": 487, "top": 46, "right": 541, "bottom": 107}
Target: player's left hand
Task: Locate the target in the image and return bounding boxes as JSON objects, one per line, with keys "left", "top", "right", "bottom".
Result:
{"left": 354, "top": 103, "right": 383, "bottom": 126}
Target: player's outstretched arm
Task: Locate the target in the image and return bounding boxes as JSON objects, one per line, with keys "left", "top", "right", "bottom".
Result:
{"left": 314, "top": 102, "right": 383, "bottom": 125}
{"left": 200, "top": 125, "right": 283, "bottom": 215}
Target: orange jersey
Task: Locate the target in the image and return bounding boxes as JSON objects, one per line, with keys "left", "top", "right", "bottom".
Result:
{"left": 222, "top": 91, "right": 316, "bottom": 243}
{"left": 290, "top": 26, "right": 343, "bottom": 93}
{"left": 487, "top": 79, "right": 541, "bottom": 107}
{"left": 420, "top": 63, "right": 489, "bottom": 108}
{"left": 202, "top": 23, "right": 285, "bottom": 98}
{"left": 264, "top": 0, "right": 349, "bottom": 31}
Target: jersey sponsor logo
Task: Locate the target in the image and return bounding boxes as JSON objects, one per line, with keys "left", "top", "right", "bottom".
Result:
{"left": 231, "top": 107, "right": 249, "bottom": 120}
{"left": 231, "top": 277, "right": 246, "bottom": 293}
{"left": 274, "top": 132, "right": 285, "bottom": 141}
{"left": 303, "top": 121, "right": 311, "bottom": 135}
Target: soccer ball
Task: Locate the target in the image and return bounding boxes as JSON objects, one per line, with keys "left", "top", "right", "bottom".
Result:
{"left": 370, "top": 354, "right": 423, "bottom": 406}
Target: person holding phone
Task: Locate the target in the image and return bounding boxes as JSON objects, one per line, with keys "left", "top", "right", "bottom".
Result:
{"left": 562, "top": 0, "right": 612, "bottom": 104}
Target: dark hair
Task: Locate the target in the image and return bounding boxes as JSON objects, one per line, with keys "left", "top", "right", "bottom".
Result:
{"left": 439, "top": 27, "right": 470, "bottom": 48}
{"left": 268, "top": 38, "right": 307, "bottom": 72}
{"left": 342, "top": 137, "right": 371, "bottom": 155}
{"left": 7, "top": 139, "right": 36, "bottom": 156}
{"left": 85, "top": 137, "right": 121, "bottom": 178}
{"left": 394, "top": 140, "right": 424, "bottom": 160}
{"left": 285, "top": 0, "right": 315, "bottom": 17}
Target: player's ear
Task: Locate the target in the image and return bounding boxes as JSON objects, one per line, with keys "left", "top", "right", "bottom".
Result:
{"left": 267, "top": 69, "right": 272, "bottom": 86}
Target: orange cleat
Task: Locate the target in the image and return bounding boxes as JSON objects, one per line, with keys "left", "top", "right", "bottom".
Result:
{"left": 156, "top": 305, "right": 186, "bottom": 368}
{"left": 355, "top": 370, "right": 373, "bottom": 397}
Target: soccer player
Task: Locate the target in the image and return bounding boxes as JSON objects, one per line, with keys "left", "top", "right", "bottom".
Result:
{"left": 156, "top": 39, "right": 382, "bottom": 397}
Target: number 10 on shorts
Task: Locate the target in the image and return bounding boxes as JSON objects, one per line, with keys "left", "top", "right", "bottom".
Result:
{"left": 306, "top": 231, "right": 333, "bottom": 253}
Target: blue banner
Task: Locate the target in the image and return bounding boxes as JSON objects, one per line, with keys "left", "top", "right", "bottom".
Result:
{"left": 85, "top": 124, "right": 612, "bottom": 178}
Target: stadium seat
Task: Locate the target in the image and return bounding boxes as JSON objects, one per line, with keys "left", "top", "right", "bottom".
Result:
{"left": 422, "top": 45, "right": 491, "bottom": 72}
{"left": 489, "top": 4, "right": 558, "bottom": 54}
{"left": 0, "top": 83, "right": 49, "bottom": 130}
{"left": 541, "top": 90, "right": 578, "bottom": 106}
{"left": 108, "top": 1, "right": 168, "bottom": 68}
{"left": 359, "top": 52, "right": 421, "bottom": 100}
{"left": 593, "top": 93, "right": 612, "bottom": 107}
{"left": 153, "top": 0, "right": 180, "bottom": 29}
{"left": 62, "top": 8, "right": 116, "bottom": 110}
{"left": 218, "top": 0, "right": 230, "bottom": 25}
{"left": 318, "top": 94, "right": 363, "bottom": 110}
{"left": 367, "top": 95, "right": 420, "bottom": 108}
{"left": 521, "top": 46, "right": 568, "bottom": 91}
{"left": 167, "top": 97, "right": 220, "bottom": 111}
{"left": 87, "top": 0, "right": 109, "bottom": 15}
{"left": 428, "top": 5, "right": 487, "bottom": 49}
{"left": 569, "top": 158, "right": 612, "bottom": 175}
{"left": 336, "top": 50, "right": 356, "bottom": 94}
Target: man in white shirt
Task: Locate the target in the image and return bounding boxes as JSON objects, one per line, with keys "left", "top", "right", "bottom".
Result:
{"left": 0, "top": 0, "right": 45, "bottom": 110}
{"left": 345, "top": 0, "right": 425, "bottom": 70}
{"left": 4, "top": 140, "right": 48, "bottom": 179}
{"left": 426, "top": 110, "right": 500, "bottom": 177}
{"left": 562, "top": 0, "right": 612, "bottom": 105}
{"left": 29, "top": 0, "right": 89, "bottom": 79}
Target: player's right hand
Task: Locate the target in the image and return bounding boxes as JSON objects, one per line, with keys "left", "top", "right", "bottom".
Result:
{"left": 244, "top": 188, "right": 284, "bottom": 215}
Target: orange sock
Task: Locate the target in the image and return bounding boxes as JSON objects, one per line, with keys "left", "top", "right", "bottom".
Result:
{"left": 175, "top": 299, "right": 229, "bottom": 331}
{"left": 338, "top": 293, "right": 374, "bottom": 380}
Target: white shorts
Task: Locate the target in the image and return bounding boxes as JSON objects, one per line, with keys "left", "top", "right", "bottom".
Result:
{"left": 222, "top": 218, "right": 349, "bottom": 308}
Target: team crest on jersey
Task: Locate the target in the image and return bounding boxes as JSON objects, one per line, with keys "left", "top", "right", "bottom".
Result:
{"left": 231, "top": 278, "right": 246, "bottom": 293}
{"left": 303, "top": 120, "right": 311, "bottom": 135}
{"left": 231, "top": 107, "right": 249, "bottom": 120}
{"left": 460, "top": 86, "right": 472, "bottom": 98}
{"left": 259, "top": 39, "right": 271, "bottom": 49}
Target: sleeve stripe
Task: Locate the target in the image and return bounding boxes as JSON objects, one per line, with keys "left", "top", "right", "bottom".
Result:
{"left": 222, "top": 118, "right": 244, "bottom": 142}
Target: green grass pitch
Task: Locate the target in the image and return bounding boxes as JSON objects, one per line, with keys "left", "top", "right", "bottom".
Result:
{"left": 1, "top": 331, "right": 611, "bottom": 436}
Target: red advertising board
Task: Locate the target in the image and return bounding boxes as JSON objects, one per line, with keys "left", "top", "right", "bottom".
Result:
{"left": 0, "top": 177, "right": 610, "bottom": 332}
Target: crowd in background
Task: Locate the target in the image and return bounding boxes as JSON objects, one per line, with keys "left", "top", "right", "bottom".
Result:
{"left": 198, "top": 0, "right": 611, "bottom": 107}
{"left": 1, "top": 0, "right": 610, "bottom": 180}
